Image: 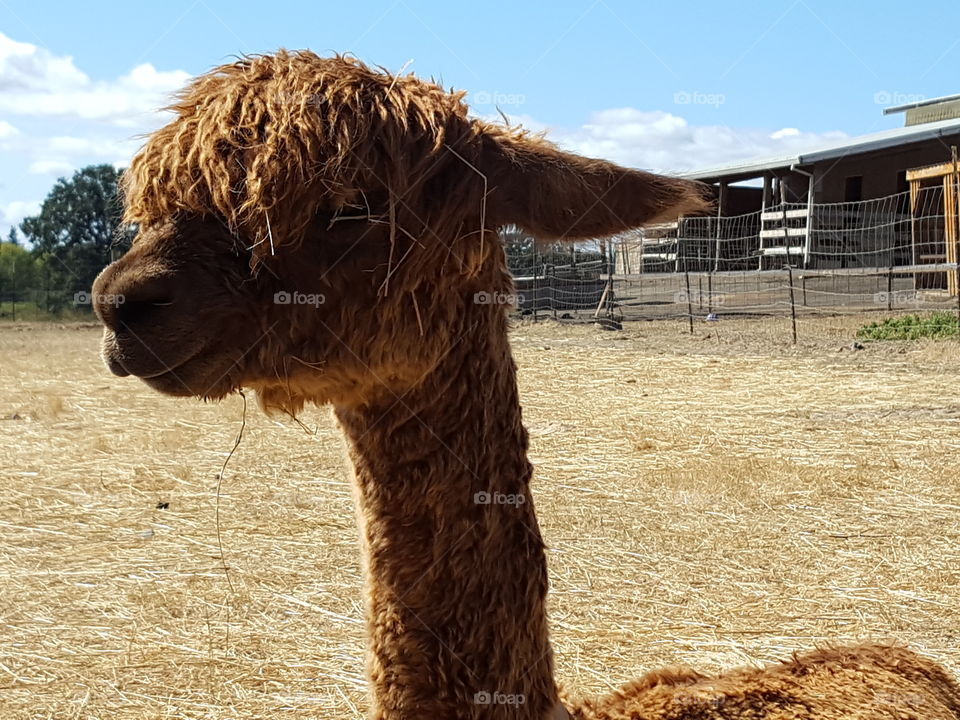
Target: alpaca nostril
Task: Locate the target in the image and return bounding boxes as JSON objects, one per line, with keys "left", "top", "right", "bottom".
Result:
{"left": 92, "top": 267, "right": 178, "bottom": 332}
{"left": 113, "top": 296, "right": 174, "bottom": 329}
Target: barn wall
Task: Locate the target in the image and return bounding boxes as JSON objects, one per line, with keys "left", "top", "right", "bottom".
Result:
{"left": 812, "top": 136, "right": 960, "bottom": 203}
{"left": 723, "top": 186, "right": 763, "bottom": 215}
{"left": 782, "top": 174, "right": 811, "bottom": 203}
{"left": 698, "top": 133, "right": 960, "bottom": 211}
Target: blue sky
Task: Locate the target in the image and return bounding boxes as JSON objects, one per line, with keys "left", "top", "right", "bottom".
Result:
{"left": 1, "top": 0, "right": 958, "bottom": 237}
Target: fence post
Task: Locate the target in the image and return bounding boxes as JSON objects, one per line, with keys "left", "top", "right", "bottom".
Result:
{"left": 685, "top": 271, "right": 694, "bottom": 335}
{"left": 887, "top": 266, "right": 894, "bottom": 311}
{"left": 785, "top": 265, "right": 798, "bottom": 345}
{"left": 953, "top": 146, "right": 960, "bottom": 324}
{"left": 606, "top": 240, "right": 616, "bottom": 317}
{"left": 551, "top": 265, "right": 557, "bottom": 320}
{"left": 532, "top": 243, "right": 538, "bottom": 324}
{"left": 713, "top": 181, "right": 726, "bottom": 272}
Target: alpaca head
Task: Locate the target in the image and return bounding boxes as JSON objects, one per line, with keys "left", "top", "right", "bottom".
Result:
{"left": 92, "top": 50, "right": 709, "bottom": 413}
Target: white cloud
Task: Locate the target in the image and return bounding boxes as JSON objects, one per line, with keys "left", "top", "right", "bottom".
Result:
{"left": 47, "top": 134, "right": 139, "bottom": 158}
{"left": 19, "top": 135, "right": 141, "bottom": 181}
{"left": 0, "top": 33, "right": 187, "bottom": 237}
{"left": 28, "top": 159, "right": 74, "bottom": 175}
{"left": 0, "top": 32, "right": 188, "bottom": 125}
{"left": 528, "top": 108, "right": 848, "bottom": 174}
{"left": 770, "top": 127, "right": 800, "bottom": 140}
{"left": 0, "top": 33, "right": 88, "bottom": 92}
{"left": 1, "top": 199, "right": 41, "bottom": 230}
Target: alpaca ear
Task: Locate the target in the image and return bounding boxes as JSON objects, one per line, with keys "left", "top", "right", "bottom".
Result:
{"left": 478, "top": 126, "right": 713, "bottom": 240}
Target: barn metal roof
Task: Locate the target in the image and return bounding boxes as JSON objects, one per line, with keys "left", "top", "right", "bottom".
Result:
{"left": 883, "top": 93, "right": 960, "bottom": 114}
{"left": 683, "top": 117, "right": 960, "bottom": 183}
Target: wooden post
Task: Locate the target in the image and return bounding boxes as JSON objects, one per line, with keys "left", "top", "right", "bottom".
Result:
{"left": 944, "top": 172, "right": 956, "bottom": 296}
{"left": 713, "top": 181, "right": 726, "bottom": 273}
{"left": 759, "top": 174, "right": 771, "bottom": 270}
{"left": 606, "top": 241, "right": 616, "bottom": 317}
{"left": 802, "top": 171, "right": 815, "bottom": 268}
{"left": 593, "top": 240, "right": 614, "bottom": 320}
{"left": 685, "top": 271, "right": 694, "bottom": 335}
{"left": 887, "top": 266, "right": 894, "bottom": 311}
{"left": 953, "top": 147, "right": 960, "bottom": 316}
{"left": 532, "top": 243, "right": 539, "bottom": 324}
{"left": 909, "top": 179, "right": 919, "bottom": 290}
{"left": 761, "top": 174, "right": 772, "bottom": 209}
{"left": 674, "top": 217, "right": 682, "bottom": 273}
{"left": 781, "top": 177, "right": 791, "bottom": 263}
{"left": 551, "top": 264, "right": 557, "bottom": 320}
{"left": 786, "top": 265, "right": 798, "bottom": 345}
{"left": 593, "top": 283, "right": 609, "bottom": 319}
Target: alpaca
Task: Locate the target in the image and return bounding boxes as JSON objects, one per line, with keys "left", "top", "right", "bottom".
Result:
{"left": 91, "top": 51, "right": 960, "bottom": 719}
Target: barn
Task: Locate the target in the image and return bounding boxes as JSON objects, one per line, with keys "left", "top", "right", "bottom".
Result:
{"left": 630, "top": 95, "right": 960, "bottom": 293}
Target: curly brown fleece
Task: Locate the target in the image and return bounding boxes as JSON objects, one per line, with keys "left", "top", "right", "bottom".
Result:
{"left": 122, "top": 52, "right": 709, "bottom": 267}
{"left": 569, "top": 644, "right": 960, "bottom": 719}
{"left": 92, "top": 51, "right": 960, "bottom": 720}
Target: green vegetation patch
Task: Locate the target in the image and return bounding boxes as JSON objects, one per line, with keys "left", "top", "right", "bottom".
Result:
{"left": 857, "top": 312, "right": 960, "bottom": 341}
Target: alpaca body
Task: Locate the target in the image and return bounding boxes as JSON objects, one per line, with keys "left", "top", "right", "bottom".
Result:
{"left": 89, "top": 50, "right": 960, "bottom": 720}
{"left": 575, "top": 644, "right": 960, "bottom": 719}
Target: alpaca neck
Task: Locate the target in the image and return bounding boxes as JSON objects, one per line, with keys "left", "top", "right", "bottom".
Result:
{"left": 335, "top": 311, "right": 560, "bottom": 720}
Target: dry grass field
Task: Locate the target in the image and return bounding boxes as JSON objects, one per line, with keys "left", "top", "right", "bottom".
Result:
{"left": 2, "top": 316, "right": 959, "bottom": 719}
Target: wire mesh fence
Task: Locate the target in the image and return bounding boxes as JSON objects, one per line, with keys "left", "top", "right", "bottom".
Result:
{"left": 2, "top": 186, "right": 958, "bottom": 335}
{"left": 506, "top": 187, "right": 960, "bottom": 339}
{"left": 0, "top": 289, "right": 95, "bottom": 322}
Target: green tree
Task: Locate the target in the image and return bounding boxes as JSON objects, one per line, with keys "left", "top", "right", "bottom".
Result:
{"left": 20, "top": 164, "right": 129, "bottom": 312}
{"left": 0, "top": 242, "right": 39, "bottom": 317}
{"left": 7, "top": 227, "right": 20, "bottom": 246}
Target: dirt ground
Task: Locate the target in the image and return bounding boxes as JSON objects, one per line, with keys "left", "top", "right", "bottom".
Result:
{"left": 1, "top": 315, "right": 959, "bottom": 719}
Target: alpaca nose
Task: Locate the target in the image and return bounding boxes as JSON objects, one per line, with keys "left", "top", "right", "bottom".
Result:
{"left": 92, "top": 261, "right": 176, "bottom": 332}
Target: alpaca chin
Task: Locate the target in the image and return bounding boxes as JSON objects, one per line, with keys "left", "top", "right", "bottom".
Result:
{"left": 248, "top": 367, "right": 418, "bottom": 418}
{"left": 251, "top": 385, "right": 307, "bottom": 418}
